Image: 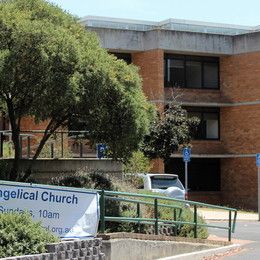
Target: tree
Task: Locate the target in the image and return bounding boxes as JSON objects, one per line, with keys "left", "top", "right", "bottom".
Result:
{"left": 0, "top": 0, "right": 154, "bottom": 181}
{"left": 141, "top": 103, "right": 199, "bottom": 162}
{"left": 75, "top": 56, "right": 155, "bottom": 161}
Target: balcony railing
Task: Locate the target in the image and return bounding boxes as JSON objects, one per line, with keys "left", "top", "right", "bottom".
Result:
{"left": 0, "top": 130, "right": 98, "bottom": 159}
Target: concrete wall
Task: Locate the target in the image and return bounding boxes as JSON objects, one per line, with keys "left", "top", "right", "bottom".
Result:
{"left": 89, "top": 28, "right": 233, "bottom": 55}
{"left": 90, "top": 27, "right": 260, "bottom": 55}
{"left": 4, "top": 158, "right": 123, "bottom": 182}
{"left": 98, "top": 233, "right": 227, "bottom": 260}
{"left": 3, "top": 238, "right": 104, "bottom": 260}
{"left": 234, "top": 31, "right": 260, "bottom": 54}
{"left": 102, "top": 239, "right": 216, "bottom": 260}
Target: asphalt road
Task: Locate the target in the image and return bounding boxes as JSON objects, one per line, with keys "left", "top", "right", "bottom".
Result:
{"left": 208, "top": 220, "right": 260, "bottom": 259}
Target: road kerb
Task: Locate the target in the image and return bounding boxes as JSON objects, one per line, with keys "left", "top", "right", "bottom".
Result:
{"left": 157, "top": 243, "right": 241, "bottom": 260}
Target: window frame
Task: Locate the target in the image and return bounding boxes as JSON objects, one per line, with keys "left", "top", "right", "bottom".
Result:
{"left": 186, "top": 107, "right": 220, "bottom": 141}
{"left": 164, "top": 54, "right": 220, "bottom": 90}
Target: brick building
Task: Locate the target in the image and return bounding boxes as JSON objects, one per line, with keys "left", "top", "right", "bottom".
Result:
{"left": 80, "top": 16, "right": 260, "bottom": 209}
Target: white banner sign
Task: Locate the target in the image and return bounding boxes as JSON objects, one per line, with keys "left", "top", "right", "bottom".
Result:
{"left": 0, "top": 181, "right": 100, "bottom": 239}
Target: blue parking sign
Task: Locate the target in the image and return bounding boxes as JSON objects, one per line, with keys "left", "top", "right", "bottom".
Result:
{"left": 256, "top": 154, "right": 260, "bottom": 167}
{"left": 97, "top": 144, "right": 107, "bottom": 159}
{"left": 183, "top": 147, "right": 191, "bottom": 162}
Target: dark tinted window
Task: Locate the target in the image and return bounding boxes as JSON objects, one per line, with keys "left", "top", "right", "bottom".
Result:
{"left": 204, "top": 62, "right": 219, "bottom": 88}
{"left": 165, "top": 59, "right": 185, "bottom": 87}
{"left": 164, "top": 54, "right": 219, "bottom": 89}
{"left": 187, "top": 107, "right": 220, "bottom": 140}
{"left": 186, "top": 61, "right": 202, "bottom": 88}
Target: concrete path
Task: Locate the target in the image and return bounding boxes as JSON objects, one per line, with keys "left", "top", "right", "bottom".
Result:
{"left": 197, "top": 209, "right": 260, "bottom": 258}
{"left": 207, "top": 221, "right": 260, "bottom": 259}
{"left": 197, "top": 208, "right": 258, "bottom": 221}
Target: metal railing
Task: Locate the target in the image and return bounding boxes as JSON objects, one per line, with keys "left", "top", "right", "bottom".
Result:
{"left": 99, "top": 190, "right": 237, "bottom": 241}
{"left": 0, "top": 130, "right": 97, "bottom": 159}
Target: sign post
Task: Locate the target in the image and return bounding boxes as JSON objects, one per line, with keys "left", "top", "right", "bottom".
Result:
{"left": 256, "top": 154, "right": 260, "bottom": 221}
{"left": 182, "top": 147, "right": 191, "bottom": 200}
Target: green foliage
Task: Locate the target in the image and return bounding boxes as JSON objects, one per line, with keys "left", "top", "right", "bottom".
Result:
{"left": 0, "top": 160, "right": 9, "bottom": 180}
{"left": 177, "top": 207, "right": 208, "bottom": 239}
{"left": 50, "top": 170, "right": 115, "bottom": 191}
{"left": 49, "top": 171, "right": 207, "bottom": 239}
{"left": 38, "top": 134, "right": 73, "bottom": 158}
{"left": 136, "top": 190, "right": 208, "bottom": 239}
{"left": 0, "top": 0, "right": 154, "bottom": 180}
{"left": 74, "top": 57, "right": 155, "bottom": 161}
{"left": 123, "top": 151, "right": 152, "bottom": 174}
{"left": 0, "top": 212, "right": 58, "bottom": 258}
{"left": 3, "top": 141, "right": 14, "bottom": 158}
{"left": 142, "top": 104, "right": 199, "bottom": 161}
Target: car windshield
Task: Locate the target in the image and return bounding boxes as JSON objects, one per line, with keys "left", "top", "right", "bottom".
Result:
{"left": 150, "top": 176, "right": 183, "bottom": 190}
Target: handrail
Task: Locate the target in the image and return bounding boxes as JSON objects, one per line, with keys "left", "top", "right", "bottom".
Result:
{"left": 99, "top": 189, "right": 237, "bottom": 242}
{"left": 0, "top": 130, "right": 94, "bottom": 159}
{"left": 103, "top": 190, "right": 237, "bottom": 211}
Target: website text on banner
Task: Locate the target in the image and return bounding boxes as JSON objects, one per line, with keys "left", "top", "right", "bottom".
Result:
{"left": 0, "top": 181, "right": 100, "bottom": 238}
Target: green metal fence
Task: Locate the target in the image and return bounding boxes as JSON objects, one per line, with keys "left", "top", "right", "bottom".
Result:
{"left": 99, "top": 190, "right": 237, "bottom": 241}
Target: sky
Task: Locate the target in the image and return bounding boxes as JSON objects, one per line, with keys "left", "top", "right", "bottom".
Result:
{"left": 48, "top": 0, "right": 260, "bottom": 26}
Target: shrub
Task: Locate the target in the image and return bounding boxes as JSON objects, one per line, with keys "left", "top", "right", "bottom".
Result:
{"left": 135, "top": 190, "right": 208, "bottom": 239}
{"left": 38, "top": 134, "right": 73, "bottom": 159}
{"left": 177, "top": 207, "right": 208, "bottom": 239}
{"left": 0, "top": 160, "right": 10, "bottom": 180}
{"left": 123, "top": 151, "right": 152, "bottom": 174}
{"left": 50, "top": 169, "right": 137, "bottom": 232}
{"left": 0, "top": 212, "right": 59, "bottom": 258}
{"left": 3, "top": 141, "right": 15, "bottom": 158}
{"left": 50, "top": 169, "right": 114, "bottom": 190}
{"left": 49, "top": 169, "right": 208, "bottom": 239}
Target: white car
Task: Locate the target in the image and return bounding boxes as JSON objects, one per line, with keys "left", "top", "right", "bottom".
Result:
{"left": 141, "top": 173, "right": 185, "bottom": 200}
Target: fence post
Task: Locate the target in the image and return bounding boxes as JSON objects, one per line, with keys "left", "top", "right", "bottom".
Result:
{"left": 50, "top": 143, "right": 54, "bottom": 158}
{"left": 100, "top": 190, "right": 106, "bottom": 233}
{"left": 80, "top": 142, "right": 83, "bottom": 158}
{"left": 0, "top": 132, "right": 3, "bottom": 158}
{"left": 154, "top": 198, "right": 159, "bottom": 235}
{"left": 27, "top": 136, "right": 30, "bottom": 159}
{"left": 228, "top": 210, "right": 232, "bottom": 241}
{"left": 194, "top": 204, "right": 198, "bottom": 238}
{"left": 61, "top": 132, "right": 64, "bottom": 158}
{"left": 19, "top": 136, "right": 22, "bottom": 158}
{"left": 173, "top": 208, "right": 177, "bottom": 236}
{"left": 137, "top": 202, "right": 141, "bottom": 233}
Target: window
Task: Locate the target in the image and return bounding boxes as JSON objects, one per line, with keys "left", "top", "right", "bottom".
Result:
{"left": 164, "top": 54, "right": 219, "bottom": 89}
{"left": 150, "top": 176, "right": 183, "bottom": 190}
{"left": 186, "top": 107, "right": 220, "bottom": 140}
{"left": 110, "top": 52, "right": 132, "bottom": 64}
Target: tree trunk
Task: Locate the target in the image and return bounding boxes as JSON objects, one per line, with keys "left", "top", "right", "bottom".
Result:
{"left": 9, "top": 128, "right": 20, "bottom": 181}
{"left": 6, "top": 99, "right": 21, "bottom": 181}
{"left": 21, "top": 119, "right": 66, "bottom": 182}
{"left": 22, "top": 131, "right": 52, "bottom": 182}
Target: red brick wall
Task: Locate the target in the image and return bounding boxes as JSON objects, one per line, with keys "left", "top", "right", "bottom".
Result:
{"left": 20, "top": 117, "right": 49, "bottom": 131}
{"left": 221, "top": 158, "right": 257, "bottom": 210}
{"left": 132, "top": 49, "right": 164, "bottom": 101}
{"left": 221, "top": 105, "right": 260, "bottom": 154}
{"left": 132, "top": 50, "right": 165, "bottom": 173}
{"left": 165, "top": 87, "right": 227, "bottom": 103}
{"left": 220, "top": 51, "right": 260, "bottom": 209}
{"left": 220, "top": 52, "right": 260, "bottom": 102}
{"left": 189, "top": 191, "right": 222, "bottom": 205}
{"left": 191, "top": 140, "right": 225, "bottom": 154}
